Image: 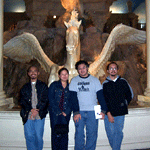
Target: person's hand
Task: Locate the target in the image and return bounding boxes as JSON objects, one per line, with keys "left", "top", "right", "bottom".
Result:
{"left": 100, "top": 112, "right": 105, "bottom": 120}
{"left": 107, "top": 112, "right": 114, "bottom": 123}
{"left": 30, "top": 108, "right": 39, "bottom": 118}
{"left": 73, "top": 114, "right": 81, "bottom": 123}
{"left": 62, "top": 112, "right": 67, "bottom": 117}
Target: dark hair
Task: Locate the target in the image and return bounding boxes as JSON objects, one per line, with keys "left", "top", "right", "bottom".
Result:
{"left": 58, "top": 67, "right": 69, "bottom": 75}
{"left": 106, "top": 62, "right": 119, "bottom": 70}
{"left": 27, "top": 65, "right": 39, "bottom": 73}
{"left": 75, "top": 60, "right": 89, "bottom": 70}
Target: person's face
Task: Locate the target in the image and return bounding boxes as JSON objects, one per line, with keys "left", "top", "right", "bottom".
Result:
{"left": 59, "top": 70, "right": 69, "bottom": 82}
{"left": 77, "top": 64, "right": 88, "bottom": 77}
{"left": 28, "top": 67, "right": 39, "bottom": 80}
{"left": 107, "top": 64, "right": 118, "bottom": 77}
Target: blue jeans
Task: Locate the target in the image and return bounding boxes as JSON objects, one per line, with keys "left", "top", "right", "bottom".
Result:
{"left": 75, "top": 111, "right": 98, "bottom": 150}
{"left": 104, "top": 115, "right": 125, "bottom": 150}
{"left": 24, "top": 118, "right": 45, "bottom": 150}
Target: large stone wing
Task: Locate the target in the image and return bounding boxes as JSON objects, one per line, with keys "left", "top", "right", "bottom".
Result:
{"left": 89, "top": 24, "right": 146, "bottom": 77}
{"left": 3, "top": 32, "right": 55, "bottom": 73}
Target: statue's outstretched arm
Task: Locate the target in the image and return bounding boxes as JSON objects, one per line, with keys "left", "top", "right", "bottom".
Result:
{"left": 89, "top": 24, "right": 146, "bottom": 77}
{"left": 3, "top": 32, "right": 55, "bottom": 73}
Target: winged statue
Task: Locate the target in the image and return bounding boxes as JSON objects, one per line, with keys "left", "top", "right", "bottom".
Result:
{"left": 3, "top": 10, "right": 146, "bottom": 86}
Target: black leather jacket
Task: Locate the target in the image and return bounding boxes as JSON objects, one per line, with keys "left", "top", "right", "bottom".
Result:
{"left": 20, "top": 80, "right": 49, "bottom": 125}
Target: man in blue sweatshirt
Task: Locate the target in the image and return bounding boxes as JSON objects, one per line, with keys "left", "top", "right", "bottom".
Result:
{"left": 69, "top": 60, "right": 107, "bottom": 150}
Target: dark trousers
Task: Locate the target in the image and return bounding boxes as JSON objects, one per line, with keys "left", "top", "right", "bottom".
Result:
{"left": 51, "top": 130, "right": 68, "bottom": 150}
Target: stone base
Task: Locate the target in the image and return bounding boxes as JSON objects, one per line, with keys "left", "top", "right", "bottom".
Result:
{"left": 138, "top": 95, "right": 150, "bottom": 107}
{"left": 1, "top": 108, "right": 150, "bottom": 150}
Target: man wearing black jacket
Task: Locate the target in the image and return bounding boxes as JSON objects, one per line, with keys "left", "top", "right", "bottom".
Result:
{"left": 103, "top": 62, "right": 133, "bottom": 150}
{"left": 20, "top": 66, "right": 48, "bottom": 150}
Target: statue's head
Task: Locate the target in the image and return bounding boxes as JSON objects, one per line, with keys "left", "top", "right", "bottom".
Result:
{"left": 64, "top": 10, "right": 81, "bottom": 55}
{"left": 66, "top": 26, "right": 79, "bottom": 54}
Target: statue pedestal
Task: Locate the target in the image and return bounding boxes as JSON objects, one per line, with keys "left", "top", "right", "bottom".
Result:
{"left": 0, "top": 108, "right": 150, "bottom": 150}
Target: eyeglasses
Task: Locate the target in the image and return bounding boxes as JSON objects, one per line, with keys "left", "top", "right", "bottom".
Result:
{"left": 109, "top": 68, "right": 117, "bottom": 71}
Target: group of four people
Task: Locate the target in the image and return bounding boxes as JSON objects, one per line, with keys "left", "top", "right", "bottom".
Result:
{"left": 20, "top": 60, "right": 133, "bottom": 150}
